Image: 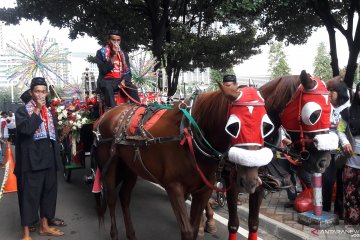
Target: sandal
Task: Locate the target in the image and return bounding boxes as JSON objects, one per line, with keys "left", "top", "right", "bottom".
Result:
{"left": 49, "top": 218, "right": 67, "bottom": 227}
{"left": 39, "top": 227, "right": 64, "bottom": 236}
{"left": 29, "top": 226, "right": 36, "bottom": 232}
{"left": 21, "top": 237, "right": 32, "bottom": 240}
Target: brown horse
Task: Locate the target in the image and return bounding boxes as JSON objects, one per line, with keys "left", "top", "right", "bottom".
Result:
{"left": 205, "top": 70, "right": 339, "bottom": 240}
{"left": 93, "top": 85, "right": 274, "bottom": 240}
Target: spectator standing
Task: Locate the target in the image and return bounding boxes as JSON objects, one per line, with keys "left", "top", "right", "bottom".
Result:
{"left": 15, "top": 77, "right": 64, "bottom": 240}
{"left": 7, "top": 110, "right": 16, "bottom": 144}
{"left": 0, "top": 111, "right": 9, "bottom": 160}
{"left": 323, "top": 81, "right": 350, "bottom": 219}
{"left": 339, "top": 82, "right": 360, "bottom": 225}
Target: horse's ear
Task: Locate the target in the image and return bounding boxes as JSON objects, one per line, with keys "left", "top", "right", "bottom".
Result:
{"left": 300, "top": 70, "right": 316, "bottom": 89}
{"left": 217, "top": 81, "right": 240, "bottom": 102}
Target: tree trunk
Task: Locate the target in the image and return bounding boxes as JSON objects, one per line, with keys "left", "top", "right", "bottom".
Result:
{"left": 325, "top": 25, "right": 340, "bottom": 76}
{"left": 343, "top": 48, "right": 360, "bottom": 89}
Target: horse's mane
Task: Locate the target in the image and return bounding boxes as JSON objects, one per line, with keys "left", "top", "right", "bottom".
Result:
{"left": 192, "top": 90, "right": 230, "bottom": 134}
{"left": 260, "top": 75, "right": 301, "bottom": 112}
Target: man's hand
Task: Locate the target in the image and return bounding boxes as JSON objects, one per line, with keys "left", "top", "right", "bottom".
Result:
{"left": 343, "top": 144, "right": 353, "bottom": 156}
{"left": 34, "top": 97, "right": 46, "bottom": 114}
{"left": 110, "top": 42, "right": 120, "bottom": 56}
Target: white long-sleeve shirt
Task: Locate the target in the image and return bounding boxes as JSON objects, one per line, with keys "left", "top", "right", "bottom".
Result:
{"left": 338, "top": 118, "right": 360, "bottom": 169}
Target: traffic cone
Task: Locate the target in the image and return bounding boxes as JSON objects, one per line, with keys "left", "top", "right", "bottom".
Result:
{"left": 4, "top": 142, "right": 17, "bottom": 193}
{"left": 92, "top": 167, "right": 101, "bottom": 193}
{"left": 1, "top": 142, "right": 10, "bottom": 169}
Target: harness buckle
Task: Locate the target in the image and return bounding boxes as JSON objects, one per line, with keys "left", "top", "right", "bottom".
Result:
{"left": 178, "top": 102, "right": 188, "bottom": 110}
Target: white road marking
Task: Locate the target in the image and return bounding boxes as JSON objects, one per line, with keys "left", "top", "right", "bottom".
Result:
{"left": 149, "top": 182, "right": 263, "bottom": 240}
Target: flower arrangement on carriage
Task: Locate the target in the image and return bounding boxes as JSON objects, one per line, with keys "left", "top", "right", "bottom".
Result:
{"left": 51, "top": 96, "right": 96, "bottom": 167}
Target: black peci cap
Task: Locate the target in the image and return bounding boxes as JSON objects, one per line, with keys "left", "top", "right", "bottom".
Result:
{"left": 30, "top": 77, "right": 47, "bottom": 89}
{"left": 223, "top": 75, "right": 237, "bottom": 83}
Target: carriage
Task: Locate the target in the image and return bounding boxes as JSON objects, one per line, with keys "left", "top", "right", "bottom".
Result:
{"left": 53, "top": 89, "right": 162, "bottom": 183}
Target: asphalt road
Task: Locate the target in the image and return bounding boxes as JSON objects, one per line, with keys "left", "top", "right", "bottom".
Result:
{"left": 0, "top": 165, "right": 276, "bottom": 240}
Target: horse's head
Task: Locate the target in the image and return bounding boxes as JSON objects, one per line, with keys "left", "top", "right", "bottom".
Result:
{"left": 280, "top": 70, "right": 338, "bottom": 173}
{"left": 220, "top": 85, "right": 274, "bottom": 193}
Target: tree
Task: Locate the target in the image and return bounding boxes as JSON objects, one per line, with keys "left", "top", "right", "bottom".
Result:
{"left": 313, "top": 42, "right": 332, "bottom": 80}
{"left": 0, "top": 0, "right": 268, "bottom": 96}
{"left": 268, "top": 42, "right": 291, "bottom": 78}
{"left": 251, "top": 0, "right": 360, "bottom": 89}
{"left": 209, "top": 68, "right": 235, "bottom": 90}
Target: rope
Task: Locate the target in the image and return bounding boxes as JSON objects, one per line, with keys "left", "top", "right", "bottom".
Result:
{"left": 181, "top": 128, "right": 234, "bottom": 193}
{"left": 119, "top": 86, "right": 142, "bottom": 105}
{"left": 0, "top": 161, "right": 10, "bottom": 201}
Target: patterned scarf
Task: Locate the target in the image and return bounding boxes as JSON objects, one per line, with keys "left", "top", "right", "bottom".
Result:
{"left": 25, "top": 100, "right": 56, "bottom": 141}
{"left": 100, "top": 44, "right": 130, "bottom": 77}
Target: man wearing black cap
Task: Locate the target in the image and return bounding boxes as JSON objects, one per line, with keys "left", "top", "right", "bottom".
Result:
{"left": 96, "top": 30, "right": 140, "bottom": 107}
{"left": 222, "top": 74, "right": 238, "bottom": 89}
{"left": 15, "top": 77, "right": 64, "bottom": 240}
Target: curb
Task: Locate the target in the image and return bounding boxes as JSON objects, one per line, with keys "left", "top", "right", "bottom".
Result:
{"left": 237, "top": 206, "right": 316, "bottom": 240}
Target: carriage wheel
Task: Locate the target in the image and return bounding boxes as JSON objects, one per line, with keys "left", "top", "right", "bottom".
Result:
{"left": 63, "top": 166, "right": 72, "bottom": 182}
{"left": 60, "top": 142, "right": 72, "bottom": 182}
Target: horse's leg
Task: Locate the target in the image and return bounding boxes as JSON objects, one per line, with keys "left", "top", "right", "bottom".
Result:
{"left": 166, "top": 184, "right": 194, "bottom": 240}
{"left": 119, "top": 170, "right": 138, "bottom": 240}
{"left": 105, "top": 160, "right": 120, "bottom": 240}
{"left": 204, "top": 199, "right": 217, "bottom": 234}
{"left": 248, "top": 186, "right": 264, "bottom": 240}
{"left": 190, "top": 189, "right": 213, "bottom": 239}
{"left": 226, "top": 185, "right": 240, "bottom": 240}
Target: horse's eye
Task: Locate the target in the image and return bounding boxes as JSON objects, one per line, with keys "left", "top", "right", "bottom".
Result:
{"left": 225, "top": 115, "right": 240, "bottom": 138}
{"left": 261, "top": 114, "right": 274, "bottom": 138}
{"left": 301, "top": 102, "right": 322, "bottom": 125}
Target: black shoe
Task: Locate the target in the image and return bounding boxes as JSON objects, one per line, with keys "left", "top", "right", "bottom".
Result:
{"left": 284, "top": 201, "right": 294, "bottom": 208}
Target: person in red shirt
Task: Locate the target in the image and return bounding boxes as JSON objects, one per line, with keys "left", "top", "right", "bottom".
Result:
{"left": 96, "top": 30, "right": 140, "bottom": 107}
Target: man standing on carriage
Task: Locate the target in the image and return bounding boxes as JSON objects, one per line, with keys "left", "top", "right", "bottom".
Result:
{"left": 96, "top": 29, "right": 140, "bottom": 107}
{"left": 15, "top": 77, "right": 64, "bottom": 240}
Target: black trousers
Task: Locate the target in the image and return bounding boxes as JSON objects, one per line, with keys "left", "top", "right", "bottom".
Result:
{"left": 100, "top": 78, "right": 140, "bottom": 107}
{"left": 17, "top": 168, "right": 57, "bottom": 226}
{"left": 322, "top": 155, "right": 344, "bottom": 215}
{"left": 277, "top": 157, "right": 312, "bottom": 201}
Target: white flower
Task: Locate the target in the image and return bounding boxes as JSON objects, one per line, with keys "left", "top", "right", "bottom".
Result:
{"left": 76, "top": 114, "right": 81, "bottom": 120}
{"left": 58, "top": 114, "right": 63, "bottom": 120}
{"left": 62, "top": 110, "right": 68, "bottom": 117}
{"left": 81, "top": 118, "right": 87, "bottom": 124}
{"left": 56, "top": 108, "right": 62, "bottom": 113}
{"left": 72, "top": 126, "right": 76, "bottom": 130}
{"left": 60, "top": 106, "right": 65, "bottom": 110}
{"left": 69, "top": 120, "right": 74, "bottom": 125}
{"left": 58, "top": 121, "right": 63, "bottom": 125}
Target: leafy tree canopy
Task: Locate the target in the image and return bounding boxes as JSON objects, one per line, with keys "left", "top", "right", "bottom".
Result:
{"left": 248, "top": 0, "right": 360, "bottom": 88}
{"left": 313, "top": 42, "right": 332, "bottom": 81}
{"left": 0, "top": 0, "right": 269, "bottom": 96}
{"left": 268, "top": 42, "right": 291, "bottom": 79}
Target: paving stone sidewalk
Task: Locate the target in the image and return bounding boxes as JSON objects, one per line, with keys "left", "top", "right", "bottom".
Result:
{"left": 232, "top": 190, "right": 359, "bottom": 240}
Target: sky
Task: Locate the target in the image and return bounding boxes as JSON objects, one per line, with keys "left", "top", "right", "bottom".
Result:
{"left": 0, "top": 0, "right": 354, "bottom": 79}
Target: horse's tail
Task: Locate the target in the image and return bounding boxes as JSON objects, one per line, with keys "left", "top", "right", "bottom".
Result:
{"left": 92, "top": 144, "right": 107, "bottom": 228}
{"left": 94, "top": 189, "right": 107, "bottom": 228}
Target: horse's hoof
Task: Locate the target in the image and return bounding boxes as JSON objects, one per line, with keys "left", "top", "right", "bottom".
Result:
{"left": 205, "top": 219, "right": 217, "bottom": 234}
{"left": 198, "top": 227, "right": 205, "bottom": 238}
